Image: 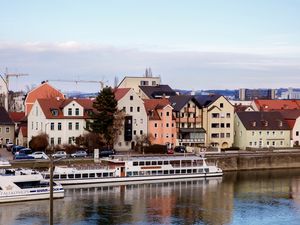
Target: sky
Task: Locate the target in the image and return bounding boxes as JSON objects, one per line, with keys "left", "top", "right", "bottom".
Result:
{"left": 0, "top": 0, "right": 300, "bottom": 93}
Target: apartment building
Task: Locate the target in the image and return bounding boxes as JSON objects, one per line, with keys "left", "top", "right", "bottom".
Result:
{"left": 27, "top": 98, "right": 93, "bottom": 146}
{"left": 118, "top": 76, "right": 161, "bottom": 93}
{"left": 234, "top": 111, "right": 291, "bottom": 150}
{"left": 114, "top": 88, "right": 148, "bottom": 151}
{"left": 144, "top": 98, "right": 176, "bottom": 148}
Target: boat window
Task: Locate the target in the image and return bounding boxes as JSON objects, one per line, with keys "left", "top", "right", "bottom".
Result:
{"left": 176, "top": 169, "right": 180, "bottom": 174}
{"left": 151, "top": 171, "right": 157, "bottom": 175}
{"left": 139, "top": 161, "right": 145, "bottom": 166}
{"left": 127, "top": 172, "right": 132, "bottom": 176}
{"left": 158, "top": 161, "right": 163, "bottom": 165}
{"left": 14, "top": 181, "right": 48, "bottom": 189}
{"left": 146, "top": 161, "right": 151, "bottom": 165}
{"left": 89, "top": 173, "right": 95, "bottom": 178}
{"left": 82, "top": 173, "right": 88, "bottom": 178}
{"left": 187, "top": 169, "right": 192, "bottom": 174}
{"left": 163, "top": 161, "right": 168, "bottom": 165}
{"left": 193, "top": 169, "right": 197, "bottom": 173}
{"left": 146, "top": 171, "right": 151, "bottom": 176}
{"left": 133, "top": 162, "right": 138, "bottom": 166}
{"left": 170, "top": 170, "right": 175, "bottom": 174}
{"left": 53, "top": 174, "right": 59, "bottom": 179}
{"left": 75, "top": 174, "right": 81, "bottom": 178}
{"left": 198, "top": 169, "right": 203, "bottom": 173}
{"left": 163, "top": 170, "right": 168, "bottom": 175}
{"left": 45, "top": 174, "right": 50, "bottom": 179}
{"left": 181, "top": 169, "right": 186, "bottom": 174}
{"left": 103, "top": 173, "right": 108, "bottom": 177}
{"left": 109, "top": 172, "right": 113, "bottom": 177}
{"left": 205, "top": 168, "right": 209, "bottom": 173}
{"left": 68, "top": 174, "right": 74, "bottom": 179}
{"left": 158, "top": 170, "right": 163, "bottom": 175}
{"left": 96, "top": 173, "right": 102, "bottom": 178}
{"left": 152, "top": 161, "right": 157, "bottom": 165}
{"left": 133, "top": 171, "right": 138, "bottom": 176}
{"left": 139, "top": 171, "right": 145, "bottom": 176}
{"left": 60, "top": 174, "right": 67, "bottom": 179}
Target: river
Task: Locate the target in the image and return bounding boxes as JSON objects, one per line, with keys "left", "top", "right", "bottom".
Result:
{"left": 1, "top": 169, "right": 300, "bottom": 225}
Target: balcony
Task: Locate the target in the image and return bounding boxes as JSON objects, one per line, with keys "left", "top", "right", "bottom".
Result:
{"left": 178, "top": 138, "right": 205, "bottom": 144}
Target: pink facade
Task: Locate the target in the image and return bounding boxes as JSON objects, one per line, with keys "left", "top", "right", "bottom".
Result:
{"left": 144, "top": 99, "right": 176, "bottom": 148}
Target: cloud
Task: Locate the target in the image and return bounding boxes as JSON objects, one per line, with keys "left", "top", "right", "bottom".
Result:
{"left": 0, "top": 42, "right": 300, "bottom": 92}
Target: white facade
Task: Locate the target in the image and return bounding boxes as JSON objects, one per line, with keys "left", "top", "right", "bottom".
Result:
{"left": 28, "top": 100, "right": 89, "bottom": 146}
{"left": 281, "top": 88, "right": 300, "bottom": 99}
{"left": 114, "top": 89, "right": 148, "bottom": 151}
{"left": 118, "top": 76, "right": 161, "bottom": 93}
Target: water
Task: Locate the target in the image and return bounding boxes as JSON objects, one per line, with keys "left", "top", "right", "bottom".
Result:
{"left": 1, "top": 169, "right": 300, "bottom": 225}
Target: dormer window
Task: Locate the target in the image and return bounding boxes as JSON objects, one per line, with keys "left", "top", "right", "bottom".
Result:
{"left": 252, "top": 121, "right": 256, "bottom": 127}
{"left": 278, "top": 120, "right": 283, "bottom": 127}
{"left": 261, "top": 120, "right": 268, "bottom": 127}
{"left": 51, "top": 109, "right": 59, "bottom": 116}
{"left": 68, "top": 108, "right": 72, "bottom": 116}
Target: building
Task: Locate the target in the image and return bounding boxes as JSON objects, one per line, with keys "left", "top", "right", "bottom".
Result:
{"left": 281, "top": 88, "right": 300, "bottom": 99}
{"left": 114, "top": 88, "right": 148, "bottom": 151}
{"left": 234, "top": 111, "right": 291, "bottom": 150}
{"left": 8, "top": 111, "right": 26, "bottom": 145}
{"left": 0, "top": 106, "right": 15, "bottom": 146}
{"left": 27, "top": 98, "right": 93, "bottom": 146}
{"left": 144, "top": 99, "right": 176, "bottom": 148}
{"left": 195, "top": 95, "right": 234, "bottom": 148}
{"left": 17, "top": 126, "right": 28, "bottom": 147}
{"left": 251, "top": 99, "right": 300, "bottom": 111}
{"left": 169, "top": 95, "right": 205, "bottom": 147}
{"left": 118, "top": 76, "right": 161, "bottom": 93}
{"left": 25, "top": 81, "right": 65, "bottom": 115}
{"left": 279, "top": 110, "right": 300, "bottom": 146}
{"left": 239, "top": 88, "right": 276, "bottom": 101}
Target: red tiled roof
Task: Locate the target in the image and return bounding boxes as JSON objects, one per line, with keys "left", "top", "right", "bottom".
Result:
{"left": 9, "top": 112, "right": 25, "bottom": 122}
{"left": 114, "top": 88, "right": 131, "bottom": 101}
{"left": 144, "top": 99, "right": 171, "bottom": 120}
{"left": 278, "top": 110, "right": 300, "bottom": 129}
{"left": 254, "top": 100, "right": 300, "bottom": 111}
{"left": 37, "top": 98, "right": 94, "bottom": 119}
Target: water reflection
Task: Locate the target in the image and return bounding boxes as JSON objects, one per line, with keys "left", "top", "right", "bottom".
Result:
{"left": 1, "top": 169, "right": 300, "bottom": 225}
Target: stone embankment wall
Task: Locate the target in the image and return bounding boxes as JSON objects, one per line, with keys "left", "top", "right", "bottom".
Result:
{"left": 207, "top": 152, "right": 300, "bottom": 171}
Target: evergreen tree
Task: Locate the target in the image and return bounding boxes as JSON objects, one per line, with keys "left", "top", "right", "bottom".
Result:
{"left": 88, "top": 87, "right": 118, "bottom": 146}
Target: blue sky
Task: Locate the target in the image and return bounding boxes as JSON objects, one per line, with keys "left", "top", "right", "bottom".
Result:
{"left": 1, "top": 0, "right": 300, "bottom": 92}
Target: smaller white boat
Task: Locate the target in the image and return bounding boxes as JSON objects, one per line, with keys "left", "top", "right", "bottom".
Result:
{"left": 0, "top": 169, "right": 64, "bottom": 203}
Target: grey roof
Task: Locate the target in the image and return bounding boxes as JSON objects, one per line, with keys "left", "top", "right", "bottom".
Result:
{"left": 194, "top": 95, "right": 221, "bottom": 107}
{"left": 139, "top": 85, "right": 176, "bottom": 99}
{"left": 169, "top": 95, "right": 194, "bottom": 111}
{"left": 236, "top": 111, "right": 290, "bottom": 130}
{"left": 278, "top": 109, "right": 300, "bottom": 120}
{"left": 0, "top": 107, "right": 14, "bottom": 125}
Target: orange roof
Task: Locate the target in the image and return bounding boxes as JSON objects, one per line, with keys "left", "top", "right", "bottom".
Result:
{"left": 254, "top": 99, "right": 300, "bottom": 111}
{"left": 20, "top": 126, "right": 28, "bottom": 137}
{"left": 25, "top": 82, "right": 65, "bottom": 115}
{"left": 144, "top": 99, "right": 171, "bottom": 120}
{"left": 9, "top": 112, "right": 25, "bottom": 122}
{"left": 37, "top": 98, "right": 94, "bottom": 119}
{"left": 114, "top": 88, "right": 131, "bottom": 101}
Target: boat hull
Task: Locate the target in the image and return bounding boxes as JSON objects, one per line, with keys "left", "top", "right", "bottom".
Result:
{"left": 53, "top": 172, "right": 223, "bottom": 185}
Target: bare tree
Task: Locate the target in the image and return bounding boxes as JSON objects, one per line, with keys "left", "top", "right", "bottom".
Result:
{"left": 134, "top": 134, "right": 152, "bottom": 153}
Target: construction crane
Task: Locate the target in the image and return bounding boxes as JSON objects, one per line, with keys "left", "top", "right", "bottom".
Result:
{"left": 0, "top": 68, "right": 28, "bottom": 111}
{"left": 46, "top": 79, "right": 107, "bottom": 90}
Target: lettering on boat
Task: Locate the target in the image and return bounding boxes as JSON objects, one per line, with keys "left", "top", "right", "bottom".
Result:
{"left": 140, "top": 166, "right": 162, "bottom": 170}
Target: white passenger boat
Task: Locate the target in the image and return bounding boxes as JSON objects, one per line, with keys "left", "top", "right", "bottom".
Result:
{"left": 43, "top": 155, "right": 223, "bottom": 185}
{"left": 0, "top": 169, "right": 64, "bottom": 203}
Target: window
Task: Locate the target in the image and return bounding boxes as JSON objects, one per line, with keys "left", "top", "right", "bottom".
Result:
{"left": 249, "top": 142, "right": 252, "bottom": 146}
{"left": 130, "top": 107, "right": 133, "bottom": 112}
{"left": 272, "top": 141, "right": 275, "bottom": 146}
{"left": 58, "top": 123, "right": 62, "bottom": 130}
{"left": 140, "top": 119, "right": 143, "bottom": 124}
{"left": 123, "top": 107, "right": 126, "bottom": 112}
{"left": 166, "top": 134, "right": 169, "bottom": 138}
{"left": 50, "top": 123, "right": 54, "bottom": 130}
{"left": 36, "top": 122, "right": 38, "bottom": 130}
{"left": 220, "top": 133, "right": 225, "bottom": 138}
{"left": 212, "top": 113, "right": 219, "bottom": 118}
{"left": 140, "top": 130, "right": 143, "bottom": 135}
{"left": 130, "top": 95, "right": 133, "bottom": 100}
{"left": 166, "top": 123, "right": 169, "bottom": 127}
{"left": 181, "top": 113, "right": 184, "bottom": 118}
{"left": 51, "top": 109, "right": 58, "bottom": 116}
{"left": 172, "top": 123, "right": 174, "bottom": 127}
{"left": 211, "top": 123, "right": 219, "bottom": 128}
{"left": 211, "top": 133, "right": 219, "bottom": 138}
{"left": 50, "top": 138, "right": 54, "bottom": 145}
{"left": 166, "top": 111, "right": 170, "bottom": 116}
{"left": 68, "top": 122, "right": 72, "bottom": 130}
{"left": 154, "top": 133, "right": 157, "bottom": 138}
{"left": 226, "top": 123, "right": 230, "bottom": 128}
{"left": 152, "top": 81, "right": 156, "bottom": 85}
{"left": 69, "top": 137, "right": 73, "bottom": 144}
{"left": 75, "top": 108, "right": 79, "bottom": 116}
{"left": 259, "top": 131, "right": 262, "bottom": 135}
{"left": 280, "top": 141, "right": 283, "bottom": 146}
{"left": 226, "top": 133, "right": 230, "bottom": 138}
{"left": 267, "top": 141, "right": 269, "bottom": 146}
{"left": 221, "top": 123, "right": 225, "bottom": 128}
{"left": 133, "top": 130, "right": 136, "bottom": 135}
{"left": 75, "top": 122, "right": 79, "bottom": 130}
{"left": 226, "top": 113, "right": 231, "bottom": 118}
{"left": 137, "top": 107, "right": 140, "bottom": 112}
{"left": 267, "top": 131, "right": 269, "bottom": 135}
{"left": 154, "top": 123, "right": 157, "bottom": 127}
{"left": 31, "top": 122, "right": 34, "bottom": 130}
{"left": 220, "top": 103, "right": 224, "bottom": 108}
{"left": 296, "top": 131, "right": 299, "bottom": 136}
{"left": 252, "top": 131, "right": 255, "bottom": 136}
{"left": 68, "top": 108, "right": 72, "bottom": 116}
{"left": 6, "top": 127, "right": 10, "bottom": 133}
{"left": 58, "top": 137, "right": 61, "bottom": 145}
